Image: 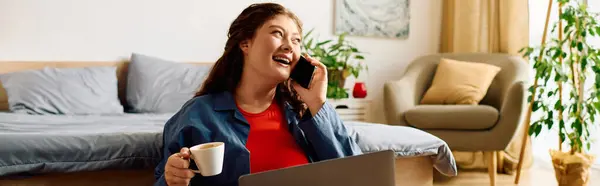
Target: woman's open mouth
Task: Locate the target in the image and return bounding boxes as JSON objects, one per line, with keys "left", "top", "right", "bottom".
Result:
{"left": 273, "top": 56, "right": 291, "bottom": 65}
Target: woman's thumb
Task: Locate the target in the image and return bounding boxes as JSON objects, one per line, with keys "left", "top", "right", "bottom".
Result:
{"left": 180, "top": 147, "right": 191, "bottom": 158}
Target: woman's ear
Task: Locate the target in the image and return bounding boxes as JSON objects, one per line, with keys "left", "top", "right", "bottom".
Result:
{"left": 239, "top": 40, "right": 250, "bottom": 55}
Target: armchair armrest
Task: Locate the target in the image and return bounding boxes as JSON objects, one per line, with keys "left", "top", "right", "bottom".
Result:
{"left": 384, "top": 78, "right": 414, "bottom": 126}
{"left": 489, "top": 81, "right": 527, "bottom": 150}
{"left": 384, "top": 67, "right": 433, "bottom": 126}
{"left": 487, "top": 56, "right": 529, "bottom": 149}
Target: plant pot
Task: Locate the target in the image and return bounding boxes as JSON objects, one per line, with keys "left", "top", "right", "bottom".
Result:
{"left": 327, "top": 69, "right": 346, "bottom": 88}
{"left": 550, "top": 150, "right": 596, "bottom": 186}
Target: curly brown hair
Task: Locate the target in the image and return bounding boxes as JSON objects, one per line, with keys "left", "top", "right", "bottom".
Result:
{"left": 194, "top": 3, "right": 307, "bottom": 117}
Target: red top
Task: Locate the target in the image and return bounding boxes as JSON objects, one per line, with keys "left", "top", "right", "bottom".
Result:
{"left": 237, "top": 101, "right": 309, "bottom": 173}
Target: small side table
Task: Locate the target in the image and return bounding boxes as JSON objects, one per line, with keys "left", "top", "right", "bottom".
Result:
{"left": 327, "top": 98, "right": 371, "bottom": 122}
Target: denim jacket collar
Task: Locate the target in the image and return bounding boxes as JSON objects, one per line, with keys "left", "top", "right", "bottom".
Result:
{"left": 212, "top": 91, "right": 237, "bottom": 111}
{"left": 212, "top": 91, "right": 298, "bottom": 124}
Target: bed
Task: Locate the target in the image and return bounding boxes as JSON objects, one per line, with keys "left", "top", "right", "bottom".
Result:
{"left": 0, "top": 60, "right": 456, "bottom": 186}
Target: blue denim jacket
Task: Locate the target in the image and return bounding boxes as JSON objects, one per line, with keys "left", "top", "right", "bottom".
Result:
{"left": 154, "top": 91, "right": 363, "bottom": 186}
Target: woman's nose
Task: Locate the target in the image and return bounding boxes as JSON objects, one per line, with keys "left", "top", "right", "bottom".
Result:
{"left": 281, "top": 43, "right": 291, "bottom": 52}
{"left": 281, "top": 39, "right": 293, "bottom": 52}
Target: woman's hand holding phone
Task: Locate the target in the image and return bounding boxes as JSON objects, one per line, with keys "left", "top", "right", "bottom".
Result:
{"left": 291, "top": 54, "right": 327, "bottom": 116}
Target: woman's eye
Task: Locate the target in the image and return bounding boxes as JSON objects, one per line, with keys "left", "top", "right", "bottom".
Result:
{"left": 273, "top": 31, "right": 283, "bottom": 37}
{"left": 291, "top": 38, "right": 301, "bottom": 44}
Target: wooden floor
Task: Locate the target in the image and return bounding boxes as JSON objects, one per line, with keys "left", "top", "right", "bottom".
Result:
{"left": 433, "top": 164, "right": 600, "bottom": 186}
{"left": 0, "top": 169, "right": 155, "bottom": 186}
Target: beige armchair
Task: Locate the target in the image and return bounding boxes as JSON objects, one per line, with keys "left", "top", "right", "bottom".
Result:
{"left": 383, "top": 53, "right": 529, "bottom": 186}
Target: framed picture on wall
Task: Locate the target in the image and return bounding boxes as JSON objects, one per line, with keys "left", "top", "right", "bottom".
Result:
{"left": 334, "top": 0, "right": 410, "bottom": 39}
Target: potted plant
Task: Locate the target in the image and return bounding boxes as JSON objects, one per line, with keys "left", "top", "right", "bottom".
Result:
{"left": 519, "top": 0, "right": 598, "bottom": 185}
{"left": 301, "top": 29, "right": 367, "bottom": 99}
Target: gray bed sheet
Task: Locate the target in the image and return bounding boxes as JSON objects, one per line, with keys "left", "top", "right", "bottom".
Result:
{"left": 346, "top": 121, "right": 457, "bottom": 176}
{"left": 0, "top": 112, "right": 173, "bottom": 176}
{"left": 0, "top": 112, "right": 456, "bottom": 177}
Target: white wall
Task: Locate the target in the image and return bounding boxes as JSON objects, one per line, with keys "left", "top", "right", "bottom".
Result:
{"left": 0, "top": 0, "right": 442, "bottom": 123}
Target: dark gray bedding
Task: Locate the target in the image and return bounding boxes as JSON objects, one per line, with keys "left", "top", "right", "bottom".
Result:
{"left": 0, "top": 112, "right": 456, "bottom": 177}
{"left": 0, "top": 112, "right": 173, "bottom": 176}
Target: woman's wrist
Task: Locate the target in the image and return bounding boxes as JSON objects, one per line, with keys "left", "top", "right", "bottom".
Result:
{"left": 305, "top": 98, "right": 325, "bottom": 117}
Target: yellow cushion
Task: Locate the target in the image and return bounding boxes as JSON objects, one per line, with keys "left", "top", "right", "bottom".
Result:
{"left": 421, "top": 58, "right": 501, "bottom": 105}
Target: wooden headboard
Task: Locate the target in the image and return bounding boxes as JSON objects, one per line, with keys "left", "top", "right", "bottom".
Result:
{"left": 0, "top": 61, "right": 213, "bottom": 111}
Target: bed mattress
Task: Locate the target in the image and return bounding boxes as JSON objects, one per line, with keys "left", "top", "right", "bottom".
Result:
{"left": 0, "top": 112, "right": 456, "bottom": 177}
{"left": 0, "top": 112, "right": 174, "bottom": 176}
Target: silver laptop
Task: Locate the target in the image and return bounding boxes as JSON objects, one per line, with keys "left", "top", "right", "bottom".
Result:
{"left": 238, "top": 150, "right": 396, "bottom": 186}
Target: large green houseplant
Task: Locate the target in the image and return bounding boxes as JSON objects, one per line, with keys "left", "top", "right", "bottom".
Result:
{"left": 301, "top": 29, "right": 366, "bottom": 99}
{"left": 519, "top": 0, "right": 598, "bottom": 185}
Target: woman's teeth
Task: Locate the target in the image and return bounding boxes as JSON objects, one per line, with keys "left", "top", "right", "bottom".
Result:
{"left": 273, "top": 56, "right": 290, "bottom": 65}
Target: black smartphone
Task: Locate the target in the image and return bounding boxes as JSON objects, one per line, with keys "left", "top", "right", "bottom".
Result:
{"left": 290, "top": 56, "right": 316, "bottom": 89}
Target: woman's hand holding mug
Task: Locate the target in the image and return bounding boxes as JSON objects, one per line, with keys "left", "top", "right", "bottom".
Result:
{"left": 164, "top": 142, "right": 225, "bottom": 186}
{"left": 165, "top": 148, "right": 195, "bottom": 186}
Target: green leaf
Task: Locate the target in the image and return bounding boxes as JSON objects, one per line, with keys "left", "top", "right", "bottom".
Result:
{"left": 314, "top": 47, "right": 324, "bottom": 56}
{"left": 535, "top": 122, "right": 543, "bottom": 136}
{"left": 594, "top": 102, "right": 600, "bottom": 110}
{"left": 316, "top": 40, "right": 332, "bottom": 47}
{"left": 330, "top": 43, "right": 342, "bottom": 51}
{"left": 355, "top": 55, "right": 364, "bottom": 60}
{"left": 528, "top": 86, "right": 535, "bottom": 93}
{"left": 559, "top": 131, "right": 566, "bottom": 143}
{"left": 304, "top": 28, "right": 314, "bottom": 38}
{"left": 352, "top": 69, "right": 359, "bottom": 78}
{"left": 321, "top": 56, "right": 335, "bottom": 66}
{"left": 587, "top": 143, "right": 591, "bottom": 151}
{"left": 561, "top": 73, "right": 569, "bottom": 82}
{"left": 577, "top": 42, "right": 584, "bottom": 51}
{"left": 574, "top": 119, "right": 583, "bottom": 135}
{"left": 596, "top": 75, "right": 600, "bottom": 89}
{"left": 528, "top": 123, "right": 537, "bottom": 136}
{"left": 581, "top": 57, "right": 588, "bottom": 69}
{"left": 306, "top": 38, "right": 314, "bottom": 48}
{"left": 555, "top": 101, "right": 562, "bottom": 110}
{"left": 553, "top": 50, "right": 561, "bottom": 59}
{"left": 338, "top": 32, "right": 347, "bottom": 44}
{"left": 547, "top": 112, "right": 554, "bottom": 130}
{"left": 533, "top": 101, "right": 541, "bottom": 111}
{"left": 559, "top": 119, "right": 565, "bottom": 128}
{"left": 592, "top": 66, "right": 600, "bottom": 73}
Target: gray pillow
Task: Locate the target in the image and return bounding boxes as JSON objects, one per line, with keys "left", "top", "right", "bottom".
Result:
{"left": 0, "top": 66, "right": 124, "bottom": 115}
{"left": 126, "top": 53, "right": 210, "bottom": 113}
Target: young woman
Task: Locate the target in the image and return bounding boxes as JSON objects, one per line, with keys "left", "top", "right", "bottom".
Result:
{"left": 154, "top": 3, "right": 362, "bottom": 186}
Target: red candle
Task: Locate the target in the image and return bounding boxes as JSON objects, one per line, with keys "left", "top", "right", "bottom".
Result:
{"left": 353, "top": 82, "right": 367, "bottom": 98}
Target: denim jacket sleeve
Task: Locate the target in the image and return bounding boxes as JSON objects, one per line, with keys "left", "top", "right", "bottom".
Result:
{"left": 154, "top": 175, "right": 168, "bottom": 186}
{"left": 297, "top": 101, "right": 363, "bottom": 161}
{"left": 154, "top": 106, "right": 212, "bottom": 186}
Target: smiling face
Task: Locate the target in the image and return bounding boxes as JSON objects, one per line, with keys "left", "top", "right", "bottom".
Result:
{"left": 240, "top": 14, "right": 302, "bottom": 83}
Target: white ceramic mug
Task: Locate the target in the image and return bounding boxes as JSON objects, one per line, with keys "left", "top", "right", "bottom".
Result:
{"left": 189, "top": 142, "right": 225, "bottom": 176}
